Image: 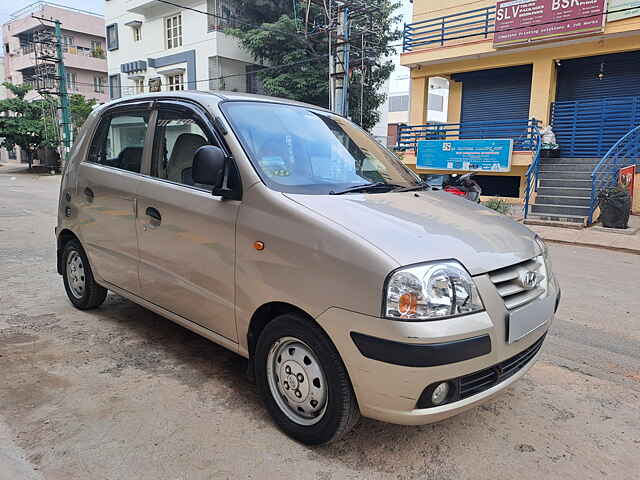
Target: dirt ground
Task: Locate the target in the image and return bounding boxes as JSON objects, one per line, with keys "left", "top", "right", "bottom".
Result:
{"left": 1, "top": 167, "right": 639, "bottom": 480}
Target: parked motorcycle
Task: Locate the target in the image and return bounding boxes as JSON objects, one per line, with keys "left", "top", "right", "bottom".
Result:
{"left": 444, "top": 173, "right": 482, "bottom": 203}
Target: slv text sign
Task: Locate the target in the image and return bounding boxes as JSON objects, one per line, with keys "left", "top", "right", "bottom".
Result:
{"left": 494, "top": 0, "right": 606, "bottom": 47}
{"left": 416, "top": 139, "right": 513, "bottom": 172}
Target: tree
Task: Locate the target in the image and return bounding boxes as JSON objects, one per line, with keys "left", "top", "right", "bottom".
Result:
{"left": 227, "top": 0, "right": 401, "bottom": 131}
{"left": 0, "top": 82, "right": 59, "bottom": 167}
{"left": 69, "top": 93, "right": 97, "bottom": 136}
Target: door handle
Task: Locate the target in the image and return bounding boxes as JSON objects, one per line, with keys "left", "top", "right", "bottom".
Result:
{"left": 145, "top": 206, "right": 162, "bottom": 223}
{"left": 84, "top": 187, "right": 94, "bottom": 202}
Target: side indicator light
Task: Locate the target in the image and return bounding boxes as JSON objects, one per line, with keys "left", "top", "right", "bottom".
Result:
{"left": 254, "top": 241, "right": 265, "bottom": 251}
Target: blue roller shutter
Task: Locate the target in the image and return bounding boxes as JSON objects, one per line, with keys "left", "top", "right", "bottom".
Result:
{"left": 453, "top": 65, "right": 533, "bottom": 148}
{"left": 552, "top": 50, "right": 640, "bottom": 157}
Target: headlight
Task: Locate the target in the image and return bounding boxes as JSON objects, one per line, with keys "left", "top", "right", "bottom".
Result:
{"left": 383, "top": 261, "right": 484, "bottom": 321}
{"left": 535, "top": 236, "right": 553, "bottom": 276}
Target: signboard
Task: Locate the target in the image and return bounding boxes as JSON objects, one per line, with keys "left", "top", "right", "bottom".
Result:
{"left": 619, "top": 165, "right": 636, "bottom": 204}
{"left": 608, "top": 0, "right": 640, "bottom": 21}
{"left": 494, "top": 0, "right": 607, "bottom": 47}
{"left": 416, "top": 139, "right": 513, "bottom": 172}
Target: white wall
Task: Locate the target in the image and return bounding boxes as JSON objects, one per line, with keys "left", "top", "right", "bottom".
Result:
{"left": 105, "top": 0, "right": 257, "bottom": 97}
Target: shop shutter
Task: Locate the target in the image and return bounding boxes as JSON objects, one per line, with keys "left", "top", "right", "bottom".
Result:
{"left": 553, "top": 51, "right": 640, "bottom": 157}
{"left": 452, "top": 65, "right": 533, "bottom": 147}
{"left": 556, "top": 51, "right": 640, "bottom": 101}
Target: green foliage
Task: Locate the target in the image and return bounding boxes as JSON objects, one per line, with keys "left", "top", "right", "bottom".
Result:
{"left": 483, "top": 198, "right": 512, "bottom": 215}
{"left": 227, "top": 0, "right": 401, "bottom": 131}
{"left": 0, "top": 82, "right": 59, "bottom": 157}
{"left": 69, "top": 94, "right": 97, "bottom": 135}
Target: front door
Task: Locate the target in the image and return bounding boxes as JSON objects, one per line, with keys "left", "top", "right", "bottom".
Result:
{"left": 136, "top": 102, "right": 240, "bottom": 341}
{"left": 76, "top": 106, "right": 152, "bottom": 294}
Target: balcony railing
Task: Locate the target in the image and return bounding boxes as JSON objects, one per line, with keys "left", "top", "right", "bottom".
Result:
{"left": 403, "top": 6, "right": 495, "bottom": 52}
{"left": 398, "top": 119, "right": 541, "bottom": 152}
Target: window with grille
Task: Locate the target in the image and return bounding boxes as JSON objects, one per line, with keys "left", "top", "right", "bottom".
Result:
{"left": 133, "top": 26, "right": 142, "bottom": 42}
{"left": 65, "top": 71, "right": 77, "bottom": 91}
{"left": 165, "top": 14, "right": 182, "bottom": 49}
{"left": 389, "top": 95, "right": 409, "bottom": 112}
{"left": 106, "top": 24, "right": 118, "bottom": 51}
{"left": 134, "top": 78, "right": 145, "bottom": 94}
{"left": 167, "top": 73, "right": 184, "bottom": 91}
{"left": 94, "top": 76, "right": 105, "bottom": 93}
{"left": 207, "top": 0, "right": 236, "bottom": 31}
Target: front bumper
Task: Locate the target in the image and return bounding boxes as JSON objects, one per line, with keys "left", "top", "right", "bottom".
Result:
{"left": 315, "top": 274, "right": 559, "bottom": 425}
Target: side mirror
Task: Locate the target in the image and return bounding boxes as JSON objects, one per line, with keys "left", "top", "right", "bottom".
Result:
{"left": 192, "top": 145, "right": 225, "bottom": 188}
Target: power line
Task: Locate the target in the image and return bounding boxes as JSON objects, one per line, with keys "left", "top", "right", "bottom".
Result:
{"left": 155, "top": 0, "right": 329, "bottom": 42}
{"left": 59, "top": 54, "right": 332, "bottom": 92}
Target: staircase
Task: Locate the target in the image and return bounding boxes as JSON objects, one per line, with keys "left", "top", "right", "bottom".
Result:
{"left": 524, "top": 157, "right": 600, "bottom": 228}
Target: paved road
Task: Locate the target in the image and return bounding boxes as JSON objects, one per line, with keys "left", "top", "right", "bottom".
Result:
{"left": 1, "top": 167, "right": 638, "bottom": 480}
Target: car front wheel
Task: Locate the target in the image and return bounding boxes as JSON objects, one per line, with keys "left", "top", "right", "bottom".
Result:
{"left": 255, "top": 313, "right": 360, "bottom": 445}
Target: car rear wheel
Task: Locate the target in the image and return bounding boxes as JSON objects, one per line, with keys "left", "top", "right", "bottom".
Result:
{"left": 62, "top": 240, "right": 107, "bottom": 310}
{"left": 255, "top": 313, "right": 360, "bottom": 445}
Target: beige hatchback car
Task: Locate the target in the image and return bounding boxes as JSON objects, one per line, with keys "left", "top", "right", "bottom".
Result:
{"left": 56, "top": 91, "right": 560, "bottom": 445}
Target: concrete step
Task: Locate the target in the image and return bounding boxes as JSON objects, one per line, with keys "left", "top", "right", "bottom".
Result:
{"left": 537, "top": 186, "right": 592, "bottom": 197}
{"left": 539, "top": 178, "right": 592, "bottom": 188}
{"left": 524, "top": 215, "right": 586, "bottom": 228}
{"left": 535, "top": 195, "right": 591, "bottom": 207}
{"left": 531, "top": 203, "right": 591, "bottom": 217}
{"left": 540, "top": 157, "right": 600, "bottom": 165}
{"left": 539, "top": 163, "right": 595, "bottom": 172}
{"left": 539, "top": 171, "right": 592, "bottom": 180}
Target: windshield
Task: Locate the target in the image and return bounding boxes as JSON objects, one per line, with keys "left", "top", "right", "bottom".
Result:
{"left": 221, "top": 101, "right": 422, "bottom": 194}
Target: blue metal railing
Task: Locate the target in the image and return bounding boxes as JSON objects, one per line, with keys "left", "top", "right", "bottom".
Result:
{"left": 523, "top": 124, "right": 543, "bottom": 220}
{"left": 403, "top": 6, "right": 495, "bottom": 52}
{"left": 551, "top": 97, "right": 640, "bottom": 158}
{"left": 588, "top": 124, "right": 640, "bottom": 224}
{"left": 398, "top": 119, "right": 540, "bottom": 152}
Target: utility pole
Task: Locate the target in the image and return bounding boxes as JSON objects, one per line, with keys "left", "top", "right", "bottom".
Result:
{"left": 332, "top": 5, "right": 350, "bottom": 117}
{"left": 54, "top": 20, "right": 72, "bottom": 158}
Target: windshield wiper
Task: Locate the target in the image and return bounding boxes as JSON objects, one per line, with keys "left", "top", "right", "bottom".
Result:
{"left": 393, "top": 182, "right": 431, "bottom": 192}
{"left": 330, "top": 182, "right": 402, "bottom": 195}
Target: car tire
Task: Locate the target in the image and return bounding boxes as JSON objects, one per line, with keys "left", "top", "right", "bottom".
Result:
{"left": 255, "top": 313, "right": 360, "bottom": 445}
{"left": 62, "top": 239, "right": 107, "bottom": 310}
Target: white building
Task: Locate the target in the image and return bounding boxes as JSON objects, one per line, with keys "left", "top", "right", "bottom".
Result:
{"left": 104, "top": 0, "right": 263, "bottom": 99}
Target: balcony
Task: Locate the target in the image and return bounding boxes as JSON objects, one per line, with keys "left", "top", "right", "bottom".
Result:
{"left": 403, "top": 6, "right": 495, "bottom": 53}
{"left": 397, "top": 119, "right": 540, "bottom": 152}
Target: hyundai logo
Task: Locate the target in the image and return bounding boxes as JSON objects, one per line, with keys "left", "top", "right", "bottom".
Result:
{"left": 519, "top": 271, "right": 538, "bottom": 290}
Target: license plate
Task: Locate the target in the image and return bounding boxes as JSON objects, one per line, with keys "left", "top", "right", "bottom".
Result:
{"left": 507, "top": 294, "right": 554, "bottom": 344}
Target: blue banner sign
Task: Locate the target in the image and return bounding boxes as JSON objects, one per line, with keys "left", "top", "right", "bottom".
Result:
{"left": 416, "top": 139, "right": 513, "bottom": 172}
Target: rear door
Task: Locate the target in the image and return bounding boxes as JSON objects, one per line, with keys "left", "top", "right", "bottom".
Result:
{"left": 76, "top": 103, "right": 153, "bottom": 294}
{"left": 135, "top": 101, "right": 240, "bottom": 341}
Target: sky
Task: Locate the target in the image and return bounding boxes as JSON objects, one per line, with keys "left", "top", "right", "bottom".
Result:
{"left": 0, "top": 0, "right": 104, "bottom": 29}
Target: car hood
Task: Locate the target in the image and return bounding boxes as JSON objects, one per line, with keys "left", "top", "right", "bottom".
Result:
{"left": 285, "top": 190, "right": 540, "bottom": 275}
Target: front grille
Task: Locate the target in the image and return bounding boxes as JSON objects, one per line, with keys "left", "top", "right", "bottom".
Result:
{"left": 489, "top": 256, "right": 547, "bottom": 310}
{"left": 416, "top": 334, "right": 546, "bottom": 408}
{"left": 459, "top": 334, "right": 546, "bottom": 399}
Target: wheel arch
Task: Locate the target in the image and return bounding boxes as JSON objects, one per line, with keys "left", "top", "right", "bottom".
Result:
{"left": 56, "top": 229, "right": 80, "bottom": 275}
{"left": 247, "top": 302, "right": 320, "bottom": 360}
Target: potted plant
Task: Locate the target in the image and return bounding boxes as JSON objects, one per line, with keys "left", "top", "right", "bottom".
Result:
{"left": 598, "top": 185, "right": 631, "bottom": 229}
{"left": 91, "top": 46, "right": 105, "bottom": 59}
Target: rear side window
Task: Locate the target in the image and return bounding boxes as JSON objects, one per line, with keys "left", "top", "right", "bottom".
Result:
{"left": 150, "top": 109, "right": 213, "bottom": 187}
{"left": 87, "top": 112, "right": 149, "bottom": 173}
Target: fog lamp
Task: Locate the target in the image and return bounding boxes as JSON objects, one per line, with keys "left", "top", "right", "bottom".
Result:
{"left": 431, "top": 382, "right": 450, "bottom": 405}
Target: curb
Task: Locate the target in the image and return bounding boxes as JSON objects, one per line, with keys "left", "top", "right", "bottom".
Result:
{"left": 541, "top": 237, "right": 640, "bottom": 255}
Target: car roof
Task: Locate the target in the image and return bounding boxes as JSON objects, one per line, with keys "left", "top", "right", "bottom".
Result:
{"left": 103, "top": 90, "right": 333, "bottom": 114}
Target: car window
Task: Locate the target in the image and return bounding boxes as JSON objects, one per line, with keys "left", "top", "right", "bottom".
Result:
{"left": 87, "top": 112, "right": 148, "bottom": 173}
{"left": 150, "top": 109, "right": 214, "bottom": 188}
{"left": 221, "top": 101, "right": 421, "bottom": 194}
